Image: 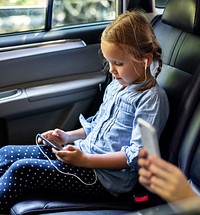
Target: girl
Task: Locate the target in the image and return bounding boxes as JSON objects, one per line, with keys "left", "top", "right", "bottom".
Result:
{"left": 0, "top": 10, "right": 169, "bottom": 213}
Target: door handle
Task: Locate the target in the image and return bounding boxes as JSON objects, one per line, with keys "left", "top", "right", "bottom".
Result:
{"left": 0, "top": 89, "right": 22, "bottom": 101}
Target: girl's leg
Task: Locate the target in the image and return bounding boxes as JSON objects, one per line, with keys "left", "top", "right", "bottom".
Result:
{"left": 0, "top": 145, "right": 56, "bottom": 173}
{"left": 0, "top": 157, "right": 111, "bottom": 214}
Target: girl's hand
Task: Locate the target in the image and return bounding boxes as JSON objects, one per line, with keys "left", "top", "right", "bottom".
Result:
{"left": 38, "top": 129, "right": 68, "bottom": 146}
{"left": 52, "top": 145, "right": 87, "bottom": 167}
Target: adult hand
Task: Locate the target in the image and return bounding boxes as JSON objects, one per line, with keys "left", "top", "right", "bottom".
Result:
{"left": 138, "top": 149, "right": 196, "bottom": 202}
{"left": 138, "top": 149, "right": 153, "bottom": 191}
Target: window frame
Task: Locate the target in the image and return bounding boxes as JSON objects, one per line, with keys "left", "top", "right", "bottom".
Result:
{"left": 0, "top": 0, "right": 127, "bottom": 50}
{"left": 0, "top": 0, "right": 123, "bottom": 37}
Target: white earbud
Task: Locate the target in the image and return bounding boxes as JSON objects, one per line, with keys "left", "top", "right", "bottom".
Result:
{"left": 144, "top": 58, "right": 148, "bottom": 70}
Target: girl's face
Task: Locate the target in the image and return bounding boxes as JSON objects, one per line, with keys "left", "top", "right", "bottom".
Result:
{"left": 101, "top": 41, "right": 145, "bottom": 87}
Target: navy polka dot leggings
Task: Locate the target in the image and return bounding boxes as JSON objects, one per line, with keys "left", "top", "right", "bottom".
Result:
{"left": 0, "top": 145, "right": 111, "bottom": 214}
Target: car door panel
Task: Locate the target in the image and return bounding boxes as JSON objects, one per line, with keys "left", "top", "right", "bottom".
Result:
{"left": 0, "top": 32, "right": 106, "bottom": 146}
{"left": 0, "top": 42, "right": 102, "bottom": 87}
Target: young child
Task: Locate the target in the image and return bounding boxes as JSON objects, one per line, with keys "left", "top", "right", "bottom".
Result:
{"left": 0, "top": 10, "right": 169, "bottom": 213}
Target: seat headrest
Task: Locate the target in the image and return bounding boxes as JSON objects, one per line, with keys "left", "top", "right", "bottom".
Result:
{"left": 162, "top": 0, "right": 200, "bottom": 33}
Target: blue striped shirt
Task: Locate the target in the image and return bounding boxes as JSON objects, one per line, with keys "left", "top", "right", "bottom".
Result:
{"left": 74, "top": 79, "right": 169, "bottom": 195}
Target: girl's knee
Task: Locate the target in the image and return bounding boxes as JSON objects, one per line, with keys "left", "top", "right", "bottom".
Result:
{"left": 9, "top": 159, "right": 32, "bottom": 173}
{"left": 0, "top": 145, "right": 16, "bottom": 163}
{"left": 0, "top": 145, "right": 14, "bottom": 152}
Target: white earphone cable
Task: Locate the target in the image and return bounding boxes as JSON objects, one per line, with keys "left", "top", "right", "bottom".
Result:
{"left": 35, "top": 134, "right": 97, "bottom": 186}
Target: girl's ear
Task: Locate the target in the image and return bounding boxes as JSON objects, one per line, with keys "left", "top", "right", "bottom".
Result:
{"left": 143, "top": 53, "right": 153, "bottom": 68}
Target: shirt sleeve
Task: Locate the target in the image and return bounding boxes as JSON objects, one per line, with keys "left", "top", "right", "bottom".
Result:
{"left": 79, "top": 114, "right": 97, "bottom": 136}
{"left": 79, "top": 82, "right": 111, "bottom": 136}
{"left": 121, "top": 88, "right": 169, "bottom": 170}
{"left": 121, "top": 122, "right": 142, "bottom": 170}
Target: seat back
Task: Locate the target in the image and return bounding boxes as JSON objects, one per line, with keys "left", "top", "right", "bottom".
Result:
{"left": 151, "top": 0, "right": 200, "bottom": 162}
{"left": 179, "top": 101, "right": 200, "bottom": 194}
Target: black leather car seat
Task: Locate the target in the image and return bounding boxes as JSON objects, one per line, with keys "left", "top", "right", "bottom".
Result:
{"left": 151, "top": 0, "right": 200, "bottom": 163}
{"left": 179, "top": 101, "right": 200, "bottom": 196}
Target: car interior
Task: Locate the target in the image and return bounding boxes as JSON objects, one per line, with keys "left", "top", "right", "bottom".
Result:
{"left": 0, "top": 0, "right": 200, "bottom": 214}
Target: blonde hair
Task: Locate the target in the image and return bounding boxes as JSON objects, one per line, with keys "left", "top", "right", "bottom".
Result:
{"left": 101, "top": 10, "right": 162, "bottom": 91}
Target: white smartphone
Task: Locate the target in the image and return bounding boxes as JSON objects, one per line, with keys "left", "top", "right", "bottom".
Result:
{"left": 137, "top": 117, "right": 160, "bottom": 157}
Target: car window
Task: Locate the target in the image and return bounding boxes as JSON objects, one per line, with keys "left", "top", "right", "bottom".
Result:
{"left": 52, "top": 0, "right": 115, "bottom": 28}
{"left": 155, "top": 0, "right": 168, "bottom": 8}
{"left": 0, "top": 0, "right": 47, "bottom": 34}
{"left": 0, "top": 0, "right": 116, "bottom": 35}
